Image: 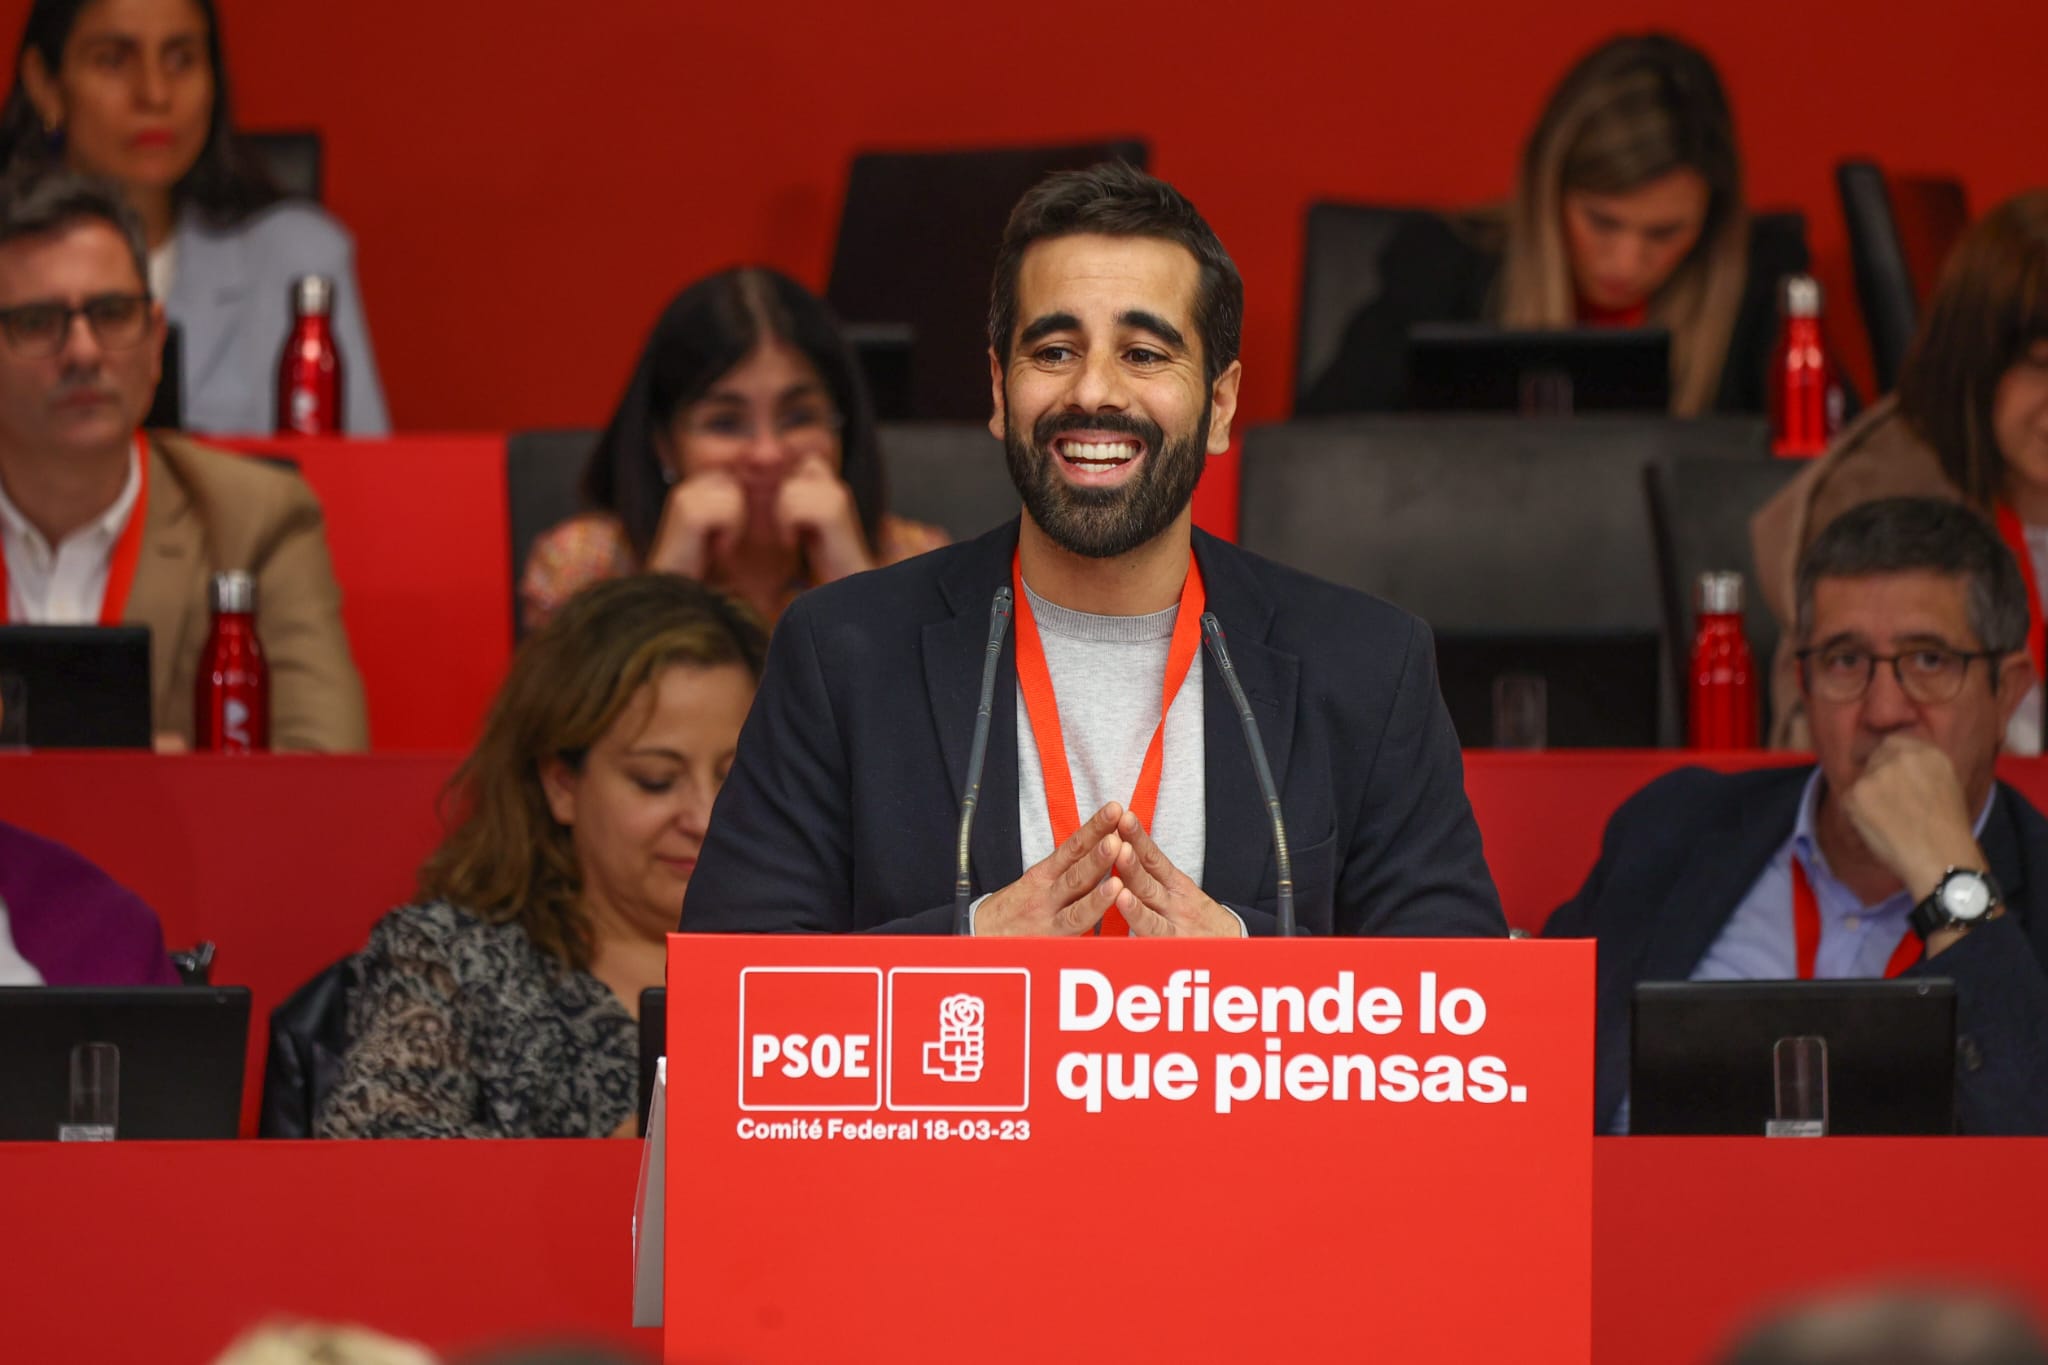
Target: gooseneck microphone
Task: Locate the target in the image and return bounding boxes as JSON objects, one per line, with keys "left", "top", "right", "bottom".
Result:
{"left": 954, "top": 587, "right": 1015, "bottom": 935}
{"left": 1200, "top": 612, "right": 1296, "bottom": 937}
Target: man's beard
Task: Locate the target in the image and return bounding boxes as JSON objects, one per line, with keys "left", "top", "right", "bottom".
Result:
{"left": 1002, "top": 399, "right": 1210, "bottom": 560}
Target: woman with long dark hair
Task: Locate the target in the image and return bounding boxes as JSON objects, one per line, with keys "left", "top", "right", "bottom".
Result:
{"left": 1754, "top": 190, "right": 2048, "bottom": 750}
{"left": 0, "top": 0, "right": 389, "bottom": 434}
{"left": 520, "top": 267, "right": 946, "bottom": 630}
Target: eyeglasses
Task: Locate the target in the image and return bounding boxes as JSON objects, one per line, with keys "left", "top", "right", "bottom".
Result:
{"left": 1795, "top": 644, "right": 2005, "bottom": 705}
{"left": 678, "top": 401, "right": 843, "bottom": 448}
{"left": 0, "top": 293, "right": 152, "bottom": 357}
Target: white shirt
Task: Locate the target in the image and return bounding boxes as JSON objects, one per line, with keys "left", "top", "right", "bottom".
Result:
{"left": 0, "top": 895, "right": 46, "bottom": 986}
{"left": 0, "top": 441, "right": 143, "bottom": 624}
{"left": 148, "top": 237, "right": 179, "bottom": 308}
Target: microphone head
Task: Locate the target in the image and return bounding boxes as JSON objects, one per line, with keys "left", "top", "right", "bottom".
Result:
{"left": 1199, "top": 611, "right": 1226, "bottom": 648}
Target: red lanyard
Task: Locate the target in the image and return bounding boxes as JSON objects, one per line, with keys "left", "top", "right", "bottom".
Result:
{"left": 0, "top": 435, "right": 149, "bottom": 626}
{"left": 1011, "top": 546, "right": 1204, "bottom": 937}
{"left": 1994, "top": 502, "right": 2045, "bottom": 686}
{"left": 1791, "top": 858, "right": 1922, "bottom": 980}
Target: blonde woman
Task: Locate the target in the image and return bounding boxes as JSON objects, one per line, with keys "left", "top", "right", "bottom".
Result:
{"left": 317, "top": 575, "right": 765, "bottom": 1139}
{"left": 1300, "top": 32, "right": 1800, "bottom": 417}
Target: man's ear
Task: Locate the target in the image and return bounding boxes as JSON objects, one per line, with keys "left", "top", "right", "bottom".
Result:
{"left": 1995, "top": 648, "right": 2035, "bottom": 728}
{"left": 1205, "top": 359, "right": 1244, "bottom": 456}
{"left": 987, "top": 349, "right": 1007, "bottom": 443}
{"left": 540, "top": 757, "right": 579, "bottom": 827}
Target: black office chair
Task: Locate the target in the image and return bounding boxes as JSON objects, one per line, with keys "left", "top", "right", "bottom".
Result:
{"left": 169, "top": 941, "right": 215, "bottom": 986}
{"left": 1837, "top": 162, "right": 1920, "bottom": 395}
{"left": 1237, "top": 415, "right": 1771, "bottom": 744}
{"left": 874, "top": 421, "right": 1019, "bottom": 544}
{"left": 826, "top": 139, "right": 1148, "bottom": 422}
{"left": 258, "top": 955, "right": 357, "bottom": 1138}
{"left": 242, "top": 129, "right": 323, "bottom": 203}
{"left": 1643, "top": 456, "right": 1805, "bottom": 740}
{"left": 505, "top": 428, "right": 600, "bottom": 638}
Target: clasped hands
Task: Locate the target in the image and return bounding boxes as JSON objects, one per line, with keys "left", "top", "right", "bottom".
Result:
{"left": 974, "top": 802, "right": 1243, "bottom": 938}
{"left": 647, "top": 455, "right": 873, "bottom": 584}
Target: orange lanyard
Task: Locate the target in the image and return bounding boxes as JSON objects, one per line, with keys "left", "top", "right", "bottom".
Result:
{"left": 1791, "top": 858, "right": 1922, "bottom": 980}
{"left": 1011, "top": 546, "right": 1204, "bottom": 937}
{"left": 1994, "top": 502, "right": 2045, "bottom": 686}
{"left": 0, "top": 434, "right": 149, "bottom": 626}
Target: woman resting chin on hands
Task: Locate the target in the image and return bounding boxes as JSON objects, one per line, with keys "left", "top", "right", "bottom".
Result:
{"left": 522, "top": 267, "right": 946, "bottom": 632}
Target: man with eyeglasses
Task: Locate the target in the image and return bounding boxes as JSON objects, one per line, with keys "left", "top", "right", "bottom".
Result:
{"left": 1546, "top": 496, "right": 2048, "bottom": 1134}
{"left": 0, "top": 170, "right": 364, "bottom": 749}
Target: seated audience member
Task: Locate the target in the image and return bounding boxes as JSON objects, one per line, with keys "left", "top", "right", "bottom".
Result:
{"left": 0, "top": 818, "right": 177, "bottom": 984}
{"left": 0, "top": 0, "right": 390, "bottom": 434}
{"left": 1544, "top": 498, "right": 2048, "bottom": 1135}
{"left": 1299, "top": 32, "right": 1797, "bottom": 417}
{"left": 318, "top": 575, "right": 764, "bottom": 1139}
{"left": 520, "top": 267, "right": 946, "bottom": 631}
{"left": 0, "top": 170, "right": 367, "bottom": 750}
{"left": 1754, "top": 189, "right": 2048, "bottom": 750}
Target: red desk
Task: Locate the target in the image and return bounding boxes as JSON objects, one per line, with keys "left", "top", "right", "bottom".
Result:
{"left": 220, "top": 436, "right": 514, "bottom": 752}
{"left": 1, "top": 1139, "right": 2041, "bottom": 1363}
{"left": 7, "top": 750, "right": 2048, "bottom": 1128}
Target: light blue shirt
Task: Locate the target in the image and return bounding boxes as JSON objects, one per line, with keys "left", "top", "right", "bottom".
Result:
{"left": 1615, "top": 768, "right": 1994, "bottom": 1133}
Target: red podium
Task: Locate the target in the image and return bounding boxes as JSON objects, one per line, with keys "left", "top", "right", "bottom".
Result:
{"left": 657, "top": 934, "right": 1595, "bottom": 1362}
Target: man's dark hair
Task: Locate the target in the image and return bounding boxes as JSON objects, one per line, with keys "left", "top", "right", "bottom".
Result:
{"left": 1795, "top": 497, "right": 2030, "bottom": 657}
{"left": 0, "top": 168, "right": 149, "bottom": 288}
{"left": 987, "top": 161, "right": 1243, "bottom": 384}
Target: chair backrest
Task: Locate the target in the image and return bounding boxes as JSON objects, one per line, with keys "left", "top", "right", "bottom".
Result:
{"left": 1239, "top": 415, "right": 1770, "bottom": 745}
{"left": 1890, "top": 174, "right": 1971, "bottom": 306}
{"left": 242, "top": 129, "right": 324, "bottom": 203}
{"left": 1643, "top": 456, "right": 1806, "bottom": 730}
{"left": 875, "top": 421, "right": 1019, "bottom": 544}
{"left": 1294, "top": 201, "right": 1447, "bottom": 409}
{"left": 505, "top": 428, "right": 599, "bottom": 638}
{"left": 826, "top": 139, "right": 1149, "bottom": 422}
{"left": 1836, "top": 161, "right": 1919, "bottom": 394}
{"left": 257, "top": 955, "right": 356, "bottom": 1139}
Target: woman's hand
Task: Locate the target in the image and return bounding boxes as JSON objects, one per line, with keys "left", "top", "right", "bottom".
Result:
{"left": 646, "top": 470, "right": 748, "bottom": 580}
{"left": 776, "top": 455, "right": 874, "bottom": 583}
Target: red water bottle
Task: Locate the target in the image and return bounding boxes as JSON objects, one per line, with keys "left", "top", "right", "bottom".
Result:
{"left": 1689, "top": 571, "right": 1757, "bottom": 749}
{"left": 276, "top": 274, "right": 343, "bottom": 435}
{"left": 1770, "top": 275, "right": 1841, "bottom": 458}
{"left": 194, "top": 571, "right": 269, "bottom": 753}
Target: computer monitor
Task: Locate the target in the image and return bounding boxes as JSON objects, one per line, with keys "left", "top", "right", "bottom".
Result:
{"left": 1433, "top": 629, "right": 1661, "bottom": 748}
{"left": 1405, "top": 324, "right": 1671, "bottom": 414}
{"left": 639, "top": 986, "right": 668, "bottom": 1137}
{"left": 0, "top": 987, "right": 251, "bottom": 1140}
{"left": 1629, "top": 979, "right": 1958, "bottom": 1136}
{"left": 0, "top": 625, "right": 153, "bottom": 749}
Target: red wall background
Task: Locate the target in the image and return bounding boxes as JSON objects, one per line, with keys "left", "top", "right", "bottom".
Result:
{"left": 5, "top": 0, "right": 2045, "bottom": 431}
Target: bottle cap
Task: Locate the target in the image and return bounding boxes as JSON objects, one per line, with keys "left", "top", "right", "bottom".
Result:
{"left": 210, "top": 570, "right": 257, "bottom": 614}
{"left": 292, "top": 275, "right": 334, "bottom": 318}
{"left": 1779, "top": 274, "right": 1822, "bottom": 318}
{"left": 1696, "top": 571, "right": 1744, "bottom": 615}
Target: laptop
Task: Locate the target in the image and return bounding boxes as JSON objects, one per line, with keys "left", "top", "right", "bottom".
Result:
{"left": 1405, "top": 324, "right": 1671, "bottom": 414}
{"left": 639, "top": 985, "right": 668, "bottom": 1137}
{"left": 1434, "top": 630, "right": 1661, "bottom": 748}
{"left": 0, "top": 625, "right": 153, "bottom": 749}
{"left": 0, "top": 987, "right": 251, "bottom": 1140}
{"left": 1629, "top": 979, "right": 1958, "bottom": 1136}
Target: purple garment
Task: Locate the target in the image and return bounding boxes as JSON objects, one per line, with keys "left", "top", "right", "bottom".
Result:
{"left": 0, "top": 821, "right": 179, "bottom": 985}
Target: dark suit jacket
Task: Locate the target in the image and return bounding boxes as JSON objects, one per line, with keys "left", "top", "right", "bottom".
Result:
{"left": 1542, "top": 765, "right": 2048, "bottom": 1135}
{"left": 1295, "top": 212, "right": 1811, "bottom": 418}
{"left": 684, "top": 520, "right": 1505, "bottom": 938}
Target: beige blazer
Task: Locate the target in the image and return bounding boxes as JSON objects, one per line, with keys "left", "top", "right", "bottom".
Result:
{"left": 1749, "top": 396, "right": 1960, "bottom": 748}
{"left": 125, "top": 432, "right": 368, "bottom": 751}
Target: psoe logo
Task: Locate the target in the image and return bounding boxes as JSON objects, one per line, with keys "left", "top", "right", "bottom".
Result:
{"left": 923, "top": 993, "right": 986, "bottom": 1082}
{"left": 888, "top": 968, "right": 1029, "bottom": 1112}
{"left": 738, "top": 966, "right": 883, "bottom": 1112}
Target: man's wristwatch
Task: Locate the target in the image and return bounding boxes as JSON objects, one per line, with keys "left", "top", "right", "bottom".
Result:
{"left": 1909, "top": 868, "right": 2003, "bottom": 941}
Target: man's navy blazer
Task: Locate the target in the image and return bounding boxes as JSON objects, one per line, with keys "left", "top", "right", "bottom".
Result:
{"left": 1542, "top": 764, "right": 2048, "bottom": 1135}
{"left": 684, "top": 519, "right": 1506, "bottom": 938}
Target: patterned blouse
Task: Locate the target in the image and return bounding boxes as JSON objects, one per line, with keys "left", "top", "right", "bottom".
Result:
{"left": 315, "top": 900, "right": 638, "bottom": 1140}
{"left": 518, "top": 510, "right": 950, "bottom": 632}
